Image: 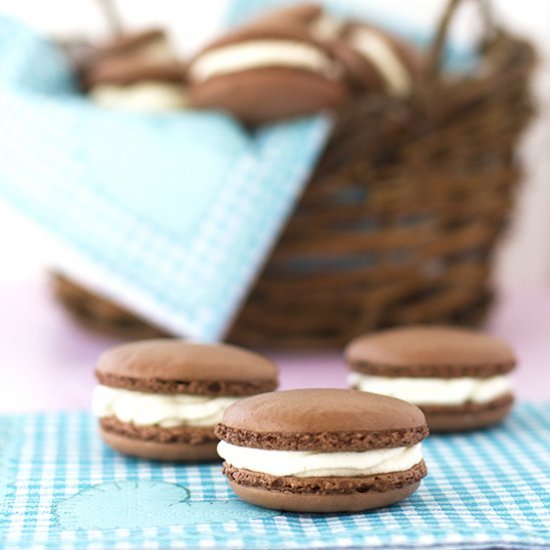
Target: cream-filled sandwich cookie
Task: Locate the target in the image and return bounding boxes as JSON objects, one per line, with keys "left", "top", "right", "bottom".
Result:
{"left": 187, "top": 23, "right": 346, "bottom": 124}
{"left": 331, "top": 22, "right": 422, "bottom": 97}
{"left": 84, "top": 28, "right": 186, "bottom": 111}
{"left": 93, "top": 340, "right": 278, "bottom": 461}
{"left": 346, "top": 326, "right": 516, "bottom": 432}
{"left": 216, "top": 389, "right": 428, "bottom": 512}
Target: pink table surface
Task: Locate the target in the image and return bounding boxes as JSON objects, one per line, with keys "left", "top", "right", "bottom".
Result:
{"left": 0, "top": 277, "right": 549, "bottom": 413}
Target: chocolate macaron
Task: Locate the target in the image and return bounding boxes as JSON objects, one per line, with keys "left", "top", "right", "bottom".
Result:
{"left": 92, "top": 340, "right": 278, "bottom": 461}
{"left": 248, "top": 3, "right": 345, "bottom": 43}
{"left": 84, "top": 29, "right": 186, "bottom": 111}
{"left": 216, "top": 389, "right": 428, "bottom": 512}
{"left": 187, "top": 20, "right": 346, "bottom": 124}
{"left": 331, "top": 21, "right": 422, "bottom": 98}
{"left": 346, "top": 326, "right": 516, "bottom": 432}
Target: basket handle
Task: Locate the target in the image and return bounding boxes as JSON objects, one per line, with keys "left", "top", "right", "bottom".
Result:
{"left": 423, "top": 0, "right": 495, "bottom": 82}
{"left": 95, "top": 0, "right": 124, "bottom": 36}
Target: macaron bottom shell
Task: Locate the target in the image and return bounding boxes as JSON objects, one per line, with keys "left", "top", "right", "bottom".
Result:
{"left": 227, "top": 479, "right": 421, "bottom": 513}
{"left": 100, "top": 426, "right": 220, "bottom": 462}
{"left": 422, "top": 394, "right": 514, "bottom": 433}
{"left": 188, "top": 67, "right": 346, "bottom": 124}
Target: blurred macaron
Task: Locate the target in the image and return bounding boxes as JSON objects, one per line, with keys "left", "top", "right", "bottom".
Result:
{"left": 330, "top": 21, "right": 422, "bottom": 98}
{"left": 346, "top": 326, "right": 516, "bottom": 432}
{"left": 187, "top": 17, "right": 347, "bottom": 124}
{"left": 84, "top": 28, "right": 187, "bottom": 111}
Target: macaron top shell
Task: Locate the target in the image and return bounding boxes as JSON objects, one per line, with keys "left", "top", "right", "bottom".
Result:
{"left": 245, "top": 3, "right": 323, "bottom": 29}
{"left": 217, "top": 389, "right": 428, "bottom": 451}
{"left": 187, "top": 23, "right": 343, "bottom": 87}
{"left": 190, "top": 22, "right": 328, "bottom": 55}
{"left": 95, "top": 28, "right": 167, "bottom": 58}
{"left": 84, "top": 27, "right": 184, "bottom": 88}
{"left": 85, "top": 57, "right": 184, "bottom": 87}
{"left": 346, "top": 326, "right": 516, "bottom": 378}
{"left": 96, "top": 340, "right": 278, "bottom": 389}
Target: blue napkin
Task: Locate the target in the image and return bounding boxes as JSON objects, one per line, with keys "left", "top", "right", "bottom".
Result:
{"left": 0, "top": 404, "right": 548, "bottom": 549}
{"left": 0, "top": 13, "right": 330, "bottom": 341}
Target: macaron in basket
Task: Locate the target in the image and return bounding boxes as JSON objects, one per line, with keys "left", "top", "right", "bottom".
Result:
{"left": 78, "top": 2, "right": 424, "bottom": 124}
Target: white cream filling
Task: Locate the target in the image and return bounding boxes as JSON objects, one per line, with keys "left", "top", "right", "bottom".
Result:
{"left": 310, "top": 13, "right": 346, "bottom": 42}
{"left": 92, "top": 385, "right": 238, "bottom": 428}
{"left": 134, "top": 39, "right": 175, "bottom": 63}
{"left": 217, "top": 440, "right": 422, "bottom": 477}
{"left": 90, "top": 81, "right": 187, "bottom": 112}
{"left": 189, "top": 40, "right": 339, "bottom": 82}
{"left": 349, "top": 28, "right": 411, "bottom": 97}
{"left": 348, "top": 372, "right": 512, "bottom": 406}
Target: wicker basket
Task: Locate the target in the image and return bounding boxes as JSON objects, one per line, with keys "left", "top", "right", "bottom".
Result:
{"left": 53, "top": 0, "right": 536, "bottom": 348}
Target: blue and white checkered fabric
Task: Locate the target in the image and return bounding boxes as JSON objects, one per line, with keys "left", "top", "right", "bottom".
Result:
{"left": 0, "top": 13, "right": 331, "bottom": 342}
{"left": 0, "top": 403, "right": 548, "bottom": 549}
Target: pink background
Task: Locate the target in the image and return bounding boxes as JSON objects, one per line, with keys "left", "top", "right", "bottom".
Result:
{"left": 0, "top": 279, "right": 548, "bottom": 413}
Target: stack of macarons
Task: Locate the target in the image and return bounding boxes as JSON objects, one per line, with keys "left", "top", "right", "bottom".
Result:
{"left": 79, "top": 3, "right": 422, "bottom": 123}
{"left": 92, "top": 324, "right": 517, "bottom": 513}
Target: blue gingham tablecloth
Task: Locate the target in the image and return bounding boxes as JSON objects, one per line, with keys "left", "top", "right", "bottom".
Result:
{"left": 0, "top": 403, "right": 548, "bottom": 549}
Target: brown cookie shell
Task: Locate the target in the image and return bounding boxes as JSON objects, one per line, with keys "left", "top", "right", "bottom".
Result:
{"left": 100, "top": 416, "right": 217, "bottom": 444}
{"left": 346, "top": 326, "right": 516, "bottom": 378}
{"left": 96, "top": 372, "right": 277, "bottom": 397}
{"left": 228, "top": 480, "right": 421, "bottom": 513}
{"left": 242, "top": 3, "right": 323, "bottom": 31}
{"left": 188, "top": 67, "right": 346, "bottom": 124}
{"left": 95, "top": 29, "right": 167, "bottom": 58}
{"left": 191, "top": 24, "right": 331, "bottom": 61}
{"left": 100, "top": 426, "right": 219, "bottom": 461}
{"left": 85, "top": 57, "right": 184, "bottom": 87}
{"left": 349, "top": 360, "right": 515, "bottom": 379}
{"left": 223, "top": 460, "right": 426, "bottom": 495}
{"left": 96, "top": 340, "right": 278, "bottom": 388}
{"left": 331, "top": 22, "right": 422, "bottom": 94}
{"left": 215, "top": 424, "right": 428, "bottom": 452}
{"left": 218, "top": 389, "right": 427, "bottom": 447}
{"left": 331, "top": 40, "right": 386, "bottom": 91}
{"left": 422, "top": 394, "right": 514, "bottom": 432}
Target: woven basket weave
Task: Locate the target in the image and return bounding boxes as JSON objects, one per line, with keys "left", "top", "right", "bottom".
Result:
{"left": 53, "top": 0, "right": 536, "bottom": 347}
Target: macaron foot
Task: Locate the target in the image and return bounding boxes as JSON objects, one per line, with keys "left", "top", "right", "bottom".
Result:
{"left": 228, "top": 480, "right": 421, "bottom": 513}
{"left": 423, "top": 395, "right": 514, "bottom": 433}
{"left": 100, "top": 427, "right": 219, "bottom": 462}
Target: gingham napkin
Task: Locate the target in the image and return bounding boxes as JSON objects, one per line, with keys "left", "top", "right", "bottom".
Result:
{"left": 0, "top": 403, "right": 548, "bottom": 550}
{"left": 0, "top": 11, "right": 330, "bottom": 342}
